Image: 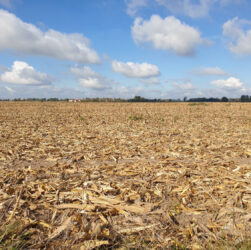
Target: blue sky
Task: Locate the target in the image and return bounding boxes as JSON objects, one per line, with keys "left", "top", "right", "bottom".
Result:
{"left": 0, "top": 0, "right": 251, "bottom": 99}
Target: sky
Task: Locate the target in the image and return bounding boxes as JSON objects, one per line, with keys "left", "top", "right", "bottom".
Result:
{"left": 0, "top": 0, "right": 251, "bottom": 99}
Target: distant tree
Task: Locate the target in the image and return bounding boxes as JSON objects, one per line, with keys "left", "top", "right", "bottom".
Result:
{"left": 134, "top": 96, "right": 143, "bottom": 102}
{"left": 240, "top": 95, "right": 250, "bottom": 102}
{"left": 183, "top": 96, "right": 187, "bottom": 102}
{"left": 188, "top": 97, "right": 220, "bottom": 102}
{"left": 221, "top": 97, "right": 229, "bottom": 102}
{"left": 47, "top": 98, "right": 59, "bottom": 101}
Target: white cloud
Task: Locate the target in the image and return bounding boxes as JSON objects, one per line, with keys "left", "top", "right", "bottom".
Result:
{"left": 71, "top": 66, "right": 117, "bottom": 90}
{"left": 0, "top": 85, "right": 86, "bottom": 99}
{"left": 125, "top": 0, "right": 147, "bottom": 17}
{"left": 132, "top": 15, "right": 204, "bottom": 56}
{"left": 193, "top": 67, "right": 228, "bottom": 76}
{"left": 223, "top": 17, "right": 249, "bottom": 39}
{"left": 173, "top": 82, "right": 195, "bottom": 90}
{"left": 155, "top": 0, "right": 244, "bottom": 18}
{"left": 0, "top": 0, "right": 11, "bottom": 8}
{"left": 0, "top": 9, "right": 100, "bottom": 63}
{"left": 0, "top": 61, "right": 52, "bottom": 85}
{"left": 140, "top": 77, "right": 160, "bottom": 84}
{"left": 223, "top": 17, "right": 251, "bottom": 55}
{"left": 124, "top": 0, "right": 244, "bottom": 19}
{"left": 125, "top": 0, "right": 244, "bottom": 20}
{"left": 112, "top": 60, "right": 160, "bottom": 78}
{"left": 156, "top": 0, "right": 213, "bottom": 18}
{"left": 70, "top": 66, "right": 98, "bottom": 78}
{"left": 78, "top": 78, "right": 107, "bottom": 90}
{"left": 108, "top": 85, "right": 165, "bottom": 99}
{"left": 0, "top": 64, "right": 8, "bottom": 72}
{"left": 211, "top": 77, "right": 244, "bottom": 89}
{"left": 5, "top": 86, "right": 15, "bottom": 93}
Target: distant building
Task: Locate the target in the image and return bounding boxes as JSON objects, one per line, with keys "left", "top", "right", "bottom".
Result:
{"left": 68, "top": 98, "right": 81, "bottom": 103}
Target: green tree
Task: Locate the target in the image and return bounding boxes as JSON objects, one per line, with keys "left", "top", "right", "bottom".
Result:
{"left": 221, "top": 97, "right": 229, "bottom": 102}
{"left": 240, "top": 95, "right": 250, "bottom": 102}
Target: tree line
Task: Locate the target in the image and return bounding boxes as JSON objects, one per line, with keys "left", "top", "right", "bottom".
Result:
{"left": 0, "top": 95, "right": 251, "bottom": 102}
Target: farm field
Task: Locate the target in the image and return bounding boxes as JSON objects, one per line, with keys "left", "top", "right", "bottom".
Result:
{"left": 0, "top": 102, "right": 250, "bottom": 249}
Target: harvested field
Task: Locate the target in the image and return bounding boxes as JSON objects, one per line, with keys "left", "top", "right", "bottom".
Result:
{"left": 0, "top": 102, "right": 250, "bottom": 249}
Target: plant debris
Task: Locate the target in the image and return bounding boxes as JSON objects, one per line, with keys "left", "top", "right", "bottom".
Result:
{"left": 0, "top": 102, "right": 250, "bottom": 249}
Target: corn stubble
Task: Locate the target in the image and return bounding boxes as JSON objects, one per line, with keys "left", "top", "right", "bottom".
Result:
{"left": 0, "top": 102, "right": 250, "bottom": 249}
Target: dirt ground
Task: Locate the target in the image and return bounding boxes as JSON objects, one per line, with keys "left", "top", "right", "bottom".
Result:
{"left": 0, "top": 102, "right": 250, "bottom": 249}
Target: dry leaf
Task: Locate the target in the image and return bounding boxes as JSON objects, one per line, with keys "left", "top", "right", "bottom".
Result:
{"left": 80, "top": 240, "right": 109, "bottom": 249}
{"left": 48, "top": 217, "right": 72, "bottom": 240}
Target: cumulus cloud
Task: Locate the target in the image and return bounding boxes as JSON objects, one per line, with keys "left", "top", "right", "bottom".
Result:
{"left": 211, "top": 77, "right": 244, "bottom": 89}
{"left": 0, "top": 9, "right": 100, "bottom": 63}
{"left": 78, "top": 78, "right": 107, "bottom": 90}
{"left": 156, "top": 0, "right": 213, "bottom": 18}
{"left": 0, "top": 64, "right": 8, "bottom": 72}
{"left": 5, "top": 86, "right": 15, "bottom": 93}
{"left": 124, "top": 0, "right": 244, "bottom": 19}
{"left": 125, "top": 0, "right": 147, "bottom": 17}
{"left": 0, "top": 85, "right": 88, "bottom": 100}
{"left": 193, "top": 67, "right": 228, "bottom": 76}
{"left": 155, "top": 0, "right": 244, "bottom": 18}
{"left": 223, "top": 17, "right": 251, "bottom": 55}
{"left": 0, "top": 61, "right": 52, "bottom": 85}
{"left": 112, "top": 60, "right": 160, "bottom": 78}
{"left": 223, "top": 17, "right": 250, "bottom": 39}
{"left": 70, "top": 66, "right": 98, "bottom": 78}
{"left": 71, "top": 66, "right": 117, "bottom": 90}
{"left": 140, "top": 77, "right": 160, "bottom": 84}
{"left": 108, "top": 85, "right": 166, "bottom": 99}
{"left": 172, "top": 82, "right": 195, "bottom": 90}
{"left": 132, "top": 15, "right": 204, "bottom": 56}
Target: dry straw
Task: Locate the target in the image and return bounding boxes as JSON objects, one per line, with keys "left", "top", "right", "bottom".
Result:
{"left": 0, "top": 102, "right": 250, "bottom": 249}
